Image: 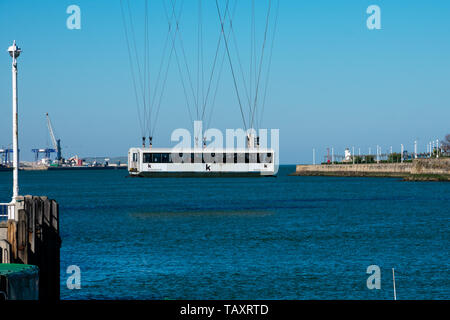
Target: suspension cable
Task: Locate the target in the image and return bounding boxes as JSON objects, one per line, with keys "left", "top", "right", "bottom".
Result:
{"left": 144, "top": 0, "right": 150, "bottom": 136}
{"left": 229, "top": 18, "right": 253, "bottom": 118}
{"left": 169, "top": 0, "right": 198, "bottom": 115}
{"left": 119, "top": 0, "right": 145, "bottom": 137}
{"left": 196, "top": 0, "right": 201, "bottom": 119}
{"left": 250, "top": 0, "right": 255, "bottom": 111}
{"left": 250, "top": 0, "right": 272, "bottom": 130}
{"left": 147, "top": 0, "right": 178, "bottom": 138}
{"left": 152, "top": 0, "right": 195, "bottom": 137}
{"left": 200, "top": 0, "right": 233, "bottom": 124}
{"left": 126, "top": 0, "right": 148, "bottom": 136}
{"left": 206, "top": 0, "right": 238, "bottom": 131}
{"left": 215, "top": 0, "right": 247, "bottom": 131}
{"left": 258, "top": 0, "right": 280, "bottom": 129}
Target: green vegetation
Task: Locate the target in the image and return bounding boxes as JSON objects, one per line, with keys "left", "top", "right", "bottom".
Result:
{"left": 352, "top": 155, "right": 373, "bottom": 164}
{"left": 404, "top": 174, "right": 450, "bottom": 182}
{"left": 388, "top": 152, "right": 402, "bottom": 163}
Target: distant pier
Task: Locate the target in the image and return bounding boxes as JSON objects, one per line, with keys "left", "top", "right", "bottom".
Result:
{"left": 292, "top": 158, "right": 450, "bottom": 181}
{"left": 20, "top": 164, "right": 128, "bottom": 171}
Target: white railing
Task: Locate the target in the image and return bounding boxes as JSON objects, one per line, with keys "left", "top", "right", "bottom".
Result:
{"left": 0, "top": 203, "right": 14, "bottom": 221}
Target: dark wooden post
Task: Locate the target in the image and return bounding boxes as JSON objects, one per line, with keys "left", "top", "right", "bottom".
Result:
{"left": 0, "top": 240, "right": 11, "bottom": 263}
{"left": 17, "top": 209, "right": 28, "bottom": 264}
{"left": 6, "top": 220, "right": 17, "bottom": 262}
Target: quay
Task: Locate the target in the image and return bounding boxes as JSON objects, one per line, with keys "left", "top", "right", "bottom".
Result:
{"left": 0, "top": 196, "right": 61, "bottom": 300}
{"left": 20, "top": 164, "right": 128, "bottom": 171}
{"left": 292, "top": 158, "right": 450, "bottom": 181}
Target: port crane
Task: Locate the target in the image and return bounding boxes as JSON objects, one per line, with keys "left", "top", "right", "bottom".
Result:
{"left": 0, "top": 148, "right": 14, "bottom": 166}
{"left": 31, "top": 148, "right": 55, "bottom": 162}
{"left": 46, "top": 113, "right": 62, "bottom": 161}
{"left": 31, "top": 113, "right": 62, "bottom": 163}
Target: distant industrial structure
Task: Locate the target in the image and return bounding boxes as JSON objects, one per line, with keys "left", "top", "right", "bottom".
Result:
{"left": 31, "top": 113, "right": 62, "bottom": 165}
{"left": 0, "top": 149, "right": 14, "bottom": 166}
{"left": 1, "top": 111, "right": 124, "bottom": 170}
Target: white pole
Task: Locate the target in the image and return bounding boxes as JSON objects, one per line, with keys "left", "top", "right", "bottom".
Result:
{"left": 8, "top": 41, "right": 21, "bottom": 203}
{"left": 352, "top": 146, "right": 355, "bottom": 164}
{"left": 313, "top": 148, "right": 315, "bottom": 165}
{"left": 414, "top": 140, "right": 417, "bottom": 159}
{"left": 401, "top": 144, "right": 404, "bottom": 163}
{"left": 392, "top": 268, "right": 397, "bottom": 301}
{"left": 432, "top": 140, "right": 435, "bottom": 157}
{"left": 376, "top": 145, "right": 379, "bottom": 163}
{"left": 331, "top": 147, "right": 334, "bottom": 164}
{"left": 436, "top": 139, "right": 439, "bottom": 158}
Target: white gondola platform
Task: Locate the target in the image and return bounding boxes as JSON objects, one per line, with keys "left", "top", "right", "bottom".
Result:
{"left": 128, "top": 148, "right": 276, "bottom": 177}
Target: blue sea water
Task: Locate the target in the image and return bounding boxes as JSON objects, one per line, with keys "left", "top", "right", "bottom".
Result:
{"left": 0, "top": 165, "right": 448, "bottom": 300}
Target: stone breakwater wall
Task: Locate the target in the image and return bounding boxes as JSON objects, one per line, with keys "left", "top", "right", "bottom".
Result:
{"left": 410, "top": 158, "right": 450, "bottom": 175}
{"left": 294, "top": 158, "right": 450, "bottom": 178}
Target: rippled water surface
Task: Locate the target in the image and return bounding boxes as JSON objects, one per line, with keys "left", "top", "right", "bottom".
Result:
{"left": 0, "top": 166, "right": 448, "bottom": 299}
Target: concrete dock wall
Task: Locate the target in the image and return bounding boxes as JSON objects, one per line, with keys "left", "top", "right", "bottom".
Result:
{"left": 410, "top": 158, "right": 450, "bottom": 175}
{"left": 294, "top": 158, "right": 450, "bottom": 179}
{"left": 296, "top": 163, "right": 412, "bottom": 175}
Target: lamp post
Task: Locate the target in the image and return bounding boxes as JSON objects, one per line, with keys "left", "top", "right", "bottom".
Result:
{"left": 352, "top": 146, "right": 355, "bottom": 164}
{"left": 401, "top": 144, "right": 404, "bottom": 163}
{"left": 8, "top": 41, "right": 21, "bottom": 203}
{"left": 376, "top": 145, "right": 380, "bottom": 163}
{"left": 390, "top": 146, "right": 393, "bottom": 163}
{"left": 436, "top": 139, "right": 439, "bottom": 158}
{"left": 414, "top": 140, "right": 417, "bottom": 159}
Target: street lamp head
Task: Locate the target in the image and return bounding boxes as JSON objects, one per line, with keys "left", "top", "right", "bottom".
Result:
{"left": 8, "top": 41, "right": 21, "bottom": 59}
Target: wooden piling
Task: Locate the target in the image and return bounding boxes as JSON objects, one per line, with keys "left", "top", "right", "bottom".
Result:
{"left": 0, "top": 240, "right": 11, "bottom": 264}
{"left": 6, "top": 220, "right": 17, "bottom": 262}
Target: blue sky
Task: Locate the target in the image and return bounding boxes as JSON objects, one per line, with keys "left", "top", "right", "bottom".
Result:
{"left": 0, "top": 0, "right": 449, "bottom": 164}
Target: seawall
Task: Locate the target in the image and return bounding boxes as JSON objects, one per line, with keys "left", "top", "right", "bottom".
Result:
{"left": 292, "top": 158, "right": 450, "bottom": 181}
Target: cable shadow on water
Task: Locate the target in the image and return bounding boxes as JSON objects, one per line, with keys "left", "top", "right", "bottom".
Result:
{"left": 129, "top": 209, "right": 275, "bottom": 219}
